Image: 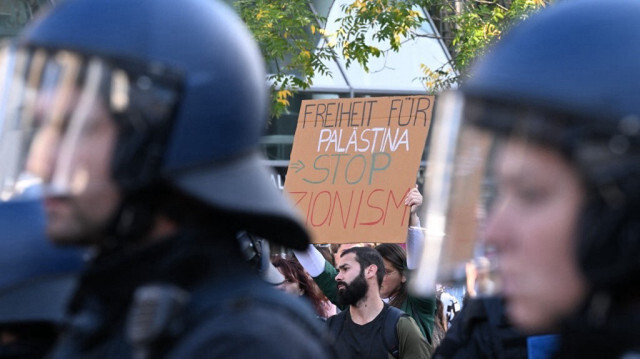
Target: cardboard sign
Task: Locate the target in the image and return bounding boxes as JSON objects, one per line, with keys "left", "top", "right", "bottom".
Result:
{"left": 284, "top": 96, "right": 433, "bottom": 244}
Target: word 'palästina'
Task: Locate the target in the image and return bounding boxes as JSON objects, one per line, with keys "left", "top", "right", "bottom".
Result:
{"left": 317, "top": 127, "right": 410, "bottom": 153}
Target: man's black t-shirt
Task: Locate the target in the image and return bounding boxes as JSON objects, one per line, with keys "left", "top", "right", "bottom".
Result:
{"left": 330, "top": 304, "right": 394, "bottom": 359}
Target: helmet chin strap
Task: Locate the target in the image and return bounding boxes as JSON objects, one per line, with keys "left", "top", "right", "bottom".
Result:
{"left": 101, "top": 192, "right": 157, "bottom": 254}
{"left": 585, "top": 291, "right": 612, "bottom": 328}
{"left": 578, "top": 171, "right": 640, "bottom": 296}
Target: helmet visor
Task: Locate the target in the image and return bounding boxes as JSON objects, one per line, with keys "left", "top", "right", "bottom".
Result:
{"left": 409, "top": 90, "right": 588, "bottom": 298}
{"left": 409, "top": 91, "right": 499, "bottom": 297}
{"left": 0, "top": 46, "right": 179, "bottom": 200}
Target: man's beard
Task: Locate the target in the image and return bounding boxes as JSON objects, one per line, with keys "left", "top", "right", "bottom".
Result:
{"left": 337, "top": 272, "right": 368, "bottom": 306}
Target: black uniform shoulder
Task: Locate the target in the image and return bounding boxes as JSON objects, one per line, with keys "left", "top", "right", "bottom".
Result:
{"left": 433, "top": 296, "right": 528, "bottom": 359}
{"left": 167, "top": 274, "right": 336, "bottom": 359}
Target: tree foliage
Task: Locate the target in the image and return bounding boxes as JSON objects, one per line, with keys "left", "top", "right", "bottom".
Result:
{"left": 420, "top": 0, "right": 549, "bottom": 91}
{"left": 235, "top": 0, "right": 335, "bottom": 116}
{"left": 235, "top": 0, "right": 549, "bottom": 117}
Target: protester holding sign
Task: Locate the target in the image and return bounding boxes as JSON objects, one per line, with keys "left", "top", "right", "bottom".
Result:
{"left": 295, "top": 187, "right": 437, "bottom": 344}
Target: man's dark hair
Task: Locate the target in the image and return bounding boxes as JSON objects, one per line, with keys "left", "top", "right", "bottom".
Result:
{"left": 341, "top": 247, "right": 385, "bottom": 287}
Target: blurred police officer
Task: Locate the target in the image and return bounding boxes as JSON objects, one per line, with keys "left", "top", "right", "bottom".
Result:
{"left": 0, "top": 0, "right": 335, "bottom": 357}
{"left": 416, "top": 0, "right": 640, "bottom": 357}
{"left": 0, "top": 199, "right": 84, "bottom": 359}
{"left": 0, "top": 6, "right": 84, "bottom": 357}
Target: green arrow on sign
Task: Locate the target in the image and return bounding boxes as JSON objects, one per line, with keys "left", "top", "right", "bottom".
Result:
{"left": 290, "top": 160, "right": 305, "bottom": 174}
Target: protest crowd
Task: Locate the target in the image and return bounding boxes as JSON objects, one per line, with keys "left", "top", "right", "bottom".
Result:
{"left": 0, "top": 0, "right": 637, "bottom": 358}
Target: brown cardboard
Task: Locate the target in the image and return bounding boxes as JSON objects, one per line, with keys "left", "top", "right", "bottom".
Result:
{"left": 284, "top": 96, "right": 433, "bottom": 244}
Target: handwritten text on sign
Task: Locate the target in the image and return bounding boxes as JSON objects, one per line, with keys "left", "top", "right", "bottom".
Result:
{"left": 284, "top": 96, "right": 433, "bottom": 244}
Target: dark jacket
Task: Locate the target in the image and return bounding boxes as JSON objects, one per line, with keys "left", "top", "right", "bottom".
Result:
{"left": 552, "top": 302, "right": 640, "bottom": 359}
{"left": 433, "top": 296, "right": 528, "bottom": 359}
{"left": 50, "top": 229, "right": 336, "bottom": 358}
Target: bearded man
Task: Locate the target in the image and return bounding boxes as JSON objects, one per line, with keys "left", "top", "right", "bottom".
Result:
{"left": 327, "top": 247, "right": 429, "bottom": 359}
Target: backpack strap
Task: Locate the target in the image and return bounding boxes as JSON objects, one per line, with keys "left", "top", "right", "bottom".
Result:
{"left": 383, "top": 305, "right": 407, "bottom": 359}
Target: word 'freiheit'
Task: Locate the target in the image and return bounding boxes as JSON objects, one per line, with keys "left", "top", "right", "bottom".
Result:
{"left": 301, "top": 97, "right": 431, "bottom": 129}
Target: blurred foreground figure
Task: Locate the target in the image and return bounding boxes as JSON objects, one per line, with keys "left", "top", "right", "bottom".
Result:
{"left": 419, "top": 0, "right": 640, "bottom": 357}
{"left": 0, "top": 0, "right": 335, "bottom": 357}
{"left": 0, "top": 200, "right": 84, "bottom": 359}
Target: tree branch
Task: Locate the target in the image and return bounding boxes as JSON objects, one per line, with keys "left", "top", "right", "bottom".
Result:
{"left": 471, "top": 0, "right": 508, "bottom": 11}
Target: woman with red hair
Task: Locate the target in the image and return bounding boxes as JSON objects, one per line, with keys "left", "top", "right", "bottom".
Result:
{"left": 272, "top": 257, "right": 336, "bottom": 318}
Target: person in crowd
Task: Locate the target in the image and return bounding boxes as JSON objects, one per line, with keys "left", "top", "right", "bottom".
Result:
{"left": 315, "top": 244, "right": 336, "bottom": 268}
{"left": 464, "top": 257, "right": 496, "bottom": 299}
{"left": 327, "top": 247, "right": 430, "bottom": 358}
{"left": 376, "top": 243, "right": 436, "bottom": 342}
{"left": 0, "top": 199, "right": 84, "bottom": 359}
{"left": 332, "top": 243, "right": 362, "bottom": 266}
{"left": 0, "top": 0, "right": 336, "bottom": 357}
{"left": 330, "top": 244, "right": 341, "bottom": 260}
{"left": 295, "top": 186, "right": 437, "bottom": 342}
{"left": 425, "top": 0, "right": 640, "bottom": 357}
{"left": 432, "top": 296, "right": 531, "bottom": 359}
{"left": 431, "top": 296, "right": 447, "bottom": 349}
{"left": 273, "top": 257, "right": 336, "bottom": 318}
{"left": 437, "top": 285, "right": 461, "bottom": 326}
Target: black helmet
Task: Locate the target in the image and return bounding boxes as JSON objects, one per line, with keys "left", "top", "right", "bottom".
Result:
{"left": 5, "top": 0, "right": 308, "bottom": 249}
{"left": 461, "top": 0, "right": 640, "bottom": 293}
{"left": 0, "top": 199, "right": 84, "bottom": 357}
